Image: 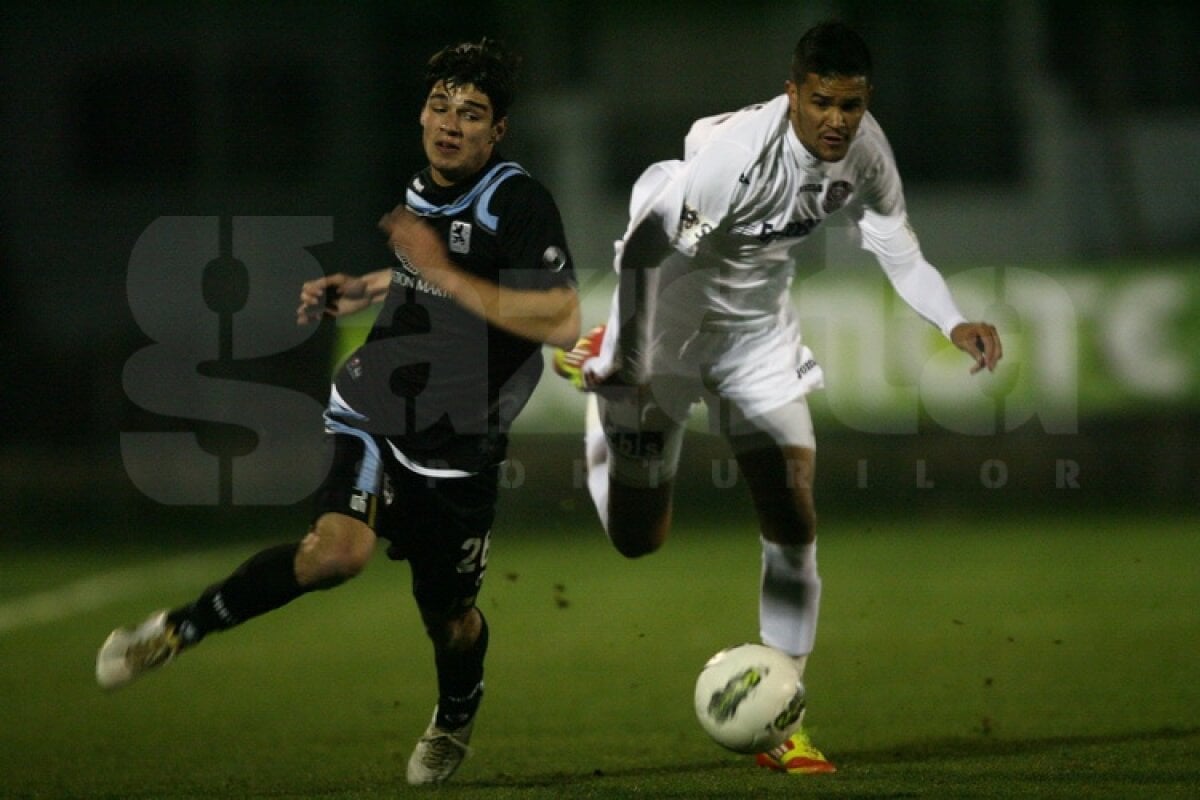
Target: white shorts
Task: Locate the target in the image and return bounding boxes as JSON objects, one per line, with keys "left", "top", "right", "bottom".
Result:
{"left": 599, "top": 315, "right": 822, "bottom": 488}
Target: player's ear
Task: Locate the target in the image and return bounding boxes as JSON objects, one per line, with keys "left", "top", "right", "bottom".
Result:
{"left": 784, "top": 80, "right": 799, "bottom": 113}
{"left": 490, "top": 117, "right": 507, "bottom": 144}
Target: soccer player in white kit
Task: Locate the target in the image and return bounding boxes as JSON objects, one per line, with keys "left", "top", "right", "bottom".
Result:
{"left": 556, "top": 21, "right": 1002, "bottom": 773}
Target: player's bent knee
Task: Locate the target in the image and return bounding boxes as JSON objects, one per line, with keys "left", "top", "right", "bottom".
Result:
{"left": 612, "top": 539, "right": 660, "bottom": 559}
{"left": 606, "top": 517, "right": 669, "bottom": 559}
{"left": 761, "top": 505, "right": 817, "bottom": 546}
{"left": 297, "top": 514, "right": 376, "bottom": 588}
{"left": 606, "top": 482, "right": 672, "bottom": 558}
{"left": 420, "top": 605, "right": 480, "bottom": 651}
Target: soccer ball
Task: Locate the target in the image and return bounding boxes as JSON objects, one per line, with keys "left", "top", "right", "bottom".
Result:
{"left": 693, "top": 643, "right": 806, "bottom": 754}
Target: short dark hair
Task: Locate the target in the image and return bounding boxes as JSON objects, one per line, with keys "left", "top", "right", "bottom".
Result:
{"left": 791, "top": 21, "right": 873, "bottom": 84}
{"left": 424, "top": 38, "right": 521, "bottom": 121}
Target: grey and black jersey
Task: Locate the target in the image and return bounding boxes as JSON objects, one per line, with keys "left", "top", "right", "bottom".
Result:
{"left": 332, "top": 154, "right": 576, "bottom": 473}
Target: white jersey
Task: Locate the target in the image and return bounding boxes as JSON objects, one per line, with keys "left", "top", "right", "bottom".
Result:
{"left": 615, "top": 93, "right": 966, "bottom": 340}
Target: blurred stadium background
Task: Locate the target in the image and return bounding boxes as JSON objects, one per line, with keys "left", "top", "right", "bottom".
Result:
{"left": 2, "top": 2, "right": 1198, "bottom": 795}
{"left": 2, "top": 2, "right": 1197, "bottom": 588}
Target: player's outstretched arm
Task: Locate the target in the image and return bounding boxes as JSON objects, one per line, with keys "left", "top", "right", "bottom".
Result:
{"left": 575, "top": 209, "right": 672, "bottom": 392}
{"left": 857, "top": 209, "right": 1003, "bottom": 376}
{"left": 950, "top": 321, "right": 1003, "bottom": 374}
{"left": 296, "top": 270, "right": 392, "bottom": 325}
{"left": 602, "top": 213, "right": 670, "bottom": 387}
{"left": 379, "top": 206, "right": 580, "bottom": 349}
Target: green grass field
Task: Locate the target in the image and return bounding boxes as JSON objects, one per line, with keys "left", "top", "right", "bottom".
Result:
{"left": 2, "top": 508, "right": 1198, "bottom": 799}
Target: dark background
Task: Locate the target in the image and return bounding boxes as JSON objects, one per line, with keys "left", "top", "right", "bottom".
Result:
{"left": 2, "top": 1, "right": 1197, "bottom": 537}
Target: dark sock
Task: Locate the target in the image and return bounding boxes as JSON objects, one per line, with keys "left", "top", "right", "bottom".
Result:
{"left": 434, "top": 612, "right": 488, "bottom": 730}
{"left": 167, "top": 542, "right": 305, "bottom": 645}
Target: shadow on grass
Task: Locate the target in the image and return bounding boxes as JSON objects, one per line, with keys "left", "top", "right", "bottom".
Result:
{"left": 844, "top": 725, "right": 1200, "bottom": 765}
{"left": 466, "top": 726, "right": 1200, "bottom": 789}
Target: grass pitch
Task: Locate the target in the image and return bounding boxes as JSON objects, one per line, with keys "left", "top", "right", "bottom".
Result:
{"left": 1, "top": 507, "right": 1197, "bottom": 798}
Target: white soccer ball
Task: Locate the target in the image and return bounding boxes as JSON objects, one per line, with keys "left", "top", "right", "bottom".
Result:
{"left": 693, "top": 643, "right": 806, "bottom": 754}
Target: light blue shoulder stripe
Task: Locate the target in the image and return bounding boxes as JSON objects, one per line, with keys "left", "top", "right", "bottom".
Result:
{"left": 404, "top": 161, "right": 528, "bottom": 235}
{"left": 473, "top": 165, "right": 525, "bottom": 233}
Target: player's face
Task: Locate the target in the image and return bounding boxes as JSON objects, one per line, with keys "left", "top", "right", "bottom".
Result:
{"left": 419, "top": 81, "right": 507, "bottom": 186}
{"left": 786, "top": 72, "right": 871, "bottom": 162}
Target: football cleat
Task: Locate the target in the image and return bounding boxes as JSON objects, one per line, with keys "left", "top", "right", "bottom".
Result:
{"left": 95, "top": 610, "right": 183, "bottom": 690}
{"left": 406, "top": 708, "right": 476, "bottom": 785}
{"left": 552, "top": 324, "right": 606, "bottom": 390}
{"left": 755, "top": 728, "right": 837, "bottom": 774}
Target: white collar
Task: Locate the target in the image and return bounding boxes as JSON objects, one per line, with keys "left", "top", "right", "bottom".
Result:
{"left": 785, "top": 113, "right": 824, "bottom": 172}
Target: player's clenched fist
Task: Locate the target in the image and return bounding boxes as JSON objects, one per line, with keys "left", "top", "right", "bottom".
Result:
{"left": 296, "top": 273, "right": 371, "bottom": 325}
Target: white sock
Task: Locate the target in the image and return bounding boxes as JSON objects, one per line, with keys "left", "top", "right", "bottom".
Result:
{"left": 759, "top": 539, "right": 821, "bottom": 661}
{"left": 584, "top": 394, "right": 610, "bottom": 532}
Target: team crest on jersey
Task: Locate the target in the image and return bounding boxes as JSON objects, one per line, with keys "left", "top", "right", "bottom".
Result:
{"left": 449, "top": 221, "right": 472, "bottom": 254}
{"left": 821, "top": 180, "right": 853, "bottom": 213}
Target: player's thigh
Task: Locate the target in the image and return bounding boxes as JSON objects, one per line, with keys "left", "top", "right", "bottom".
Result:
{"left": 598, "top": 388, "right": 687, "bottom": 548}
{"left": 597, "top": 386, "right": 687, "bottom": 490}
{"left": 726, "top": 395, "right": 817, "bottom": 545}
{"left": 383, "top": 466, "right": 500, "bottom": 622}
{"left": 301, "top": 430, "right": 385, "bottom": 583}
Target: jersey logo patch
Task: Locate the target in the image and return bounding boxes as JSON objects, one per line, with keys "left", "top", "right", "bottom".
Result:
{"left": 821, "top": 180, "right": 853, "bottom": 213}
{"left": 449, "top": 221, "right": 472, "bottom": 254}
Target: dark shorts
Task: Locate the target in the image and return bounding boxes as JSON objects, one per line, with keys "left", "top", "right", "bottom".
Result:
{"left": 312, "top": 429, "right": 499, "bottom": 617}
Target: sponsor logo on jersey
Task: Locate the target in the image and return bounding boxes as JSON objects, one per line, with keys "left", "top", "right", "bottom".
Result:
{"left": 449, "top": 221, "right": 472, "bottom": 254}
{"left": 394, "top": 270, "right": 451, "bottom": 299}
{"left": 393, "top": 247, "right": 420, "bottom": 276}
{"left": 752, "top": 218, "right": 820, "bottom": 242}
{"left": 542, "top": 245, "right": 567, "bottom": 272}
{"left": 821, "top": 180, "right": 853, "bottom": 213}
{"left": 799, "top": 183, "right": 823, "bottom": 193}
{"left": 391, "top": 250, "right": 449, "bottom": 297}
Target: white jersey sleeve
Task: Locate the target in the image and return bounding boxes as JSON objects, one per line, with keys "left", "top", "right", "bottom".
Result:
{"left": 673, "top": 140, "right": 753, "bottom": 256}
{"left": 854, "top": 130, "right": 967, "bottom": 339}
{"left": 859, "top": 210, "right": 967, "bottom": 339}
{"left": 630, "top": 139, "right": 751, "bottom": 259}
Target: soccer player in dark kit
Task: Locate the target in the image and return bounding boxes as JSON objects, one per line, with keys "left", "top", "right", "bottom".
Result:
{"left": 97, "top": 39, "right": 580, "bottom": 786}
